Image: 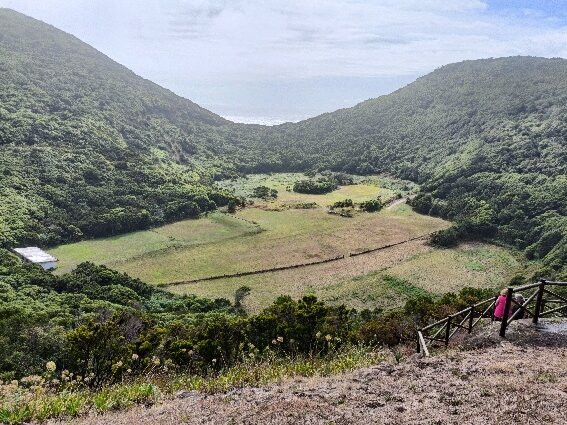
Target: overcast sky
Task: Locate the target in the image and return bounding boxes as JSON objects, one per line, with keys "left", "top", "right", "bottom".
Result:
{"left": 1, "top": 0, "right": 567, "bottom": 124}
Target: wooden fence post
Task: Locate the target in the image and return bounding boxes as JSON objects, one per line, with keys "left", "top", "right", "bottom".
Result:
{"left": 418, "top": 331, "right": 430, "bottom": 357}
{"left": 468, "top": 306, "right": 475, "bottom": 333}
{"left": 533, "top": 279, "right": 546, "bottom": 324}
{"left": 416, "top": 331, "right": 421, "bottom": 354}
{"left": 445, "top": 317, "right": 452, "bottom": 346}
{"left": 499, "top": 287, "right": 513, "bottom": 337}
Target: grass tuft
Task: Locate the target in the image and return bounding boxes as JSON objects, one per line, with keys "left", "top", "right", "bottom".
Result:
{"left": 0, "top": 345, "right": 381, "bottom": 424}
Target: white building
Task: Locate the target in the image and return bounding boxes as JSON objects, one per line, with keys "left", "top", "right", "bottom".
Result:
{"left": 13, "top": 247, "right": 58, "bottom": 270}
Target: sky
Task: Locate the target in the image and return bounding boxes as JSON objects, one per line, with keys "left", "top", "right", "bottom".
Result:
{"left": 1, "top": 1, "right": 566, "bottom": 124}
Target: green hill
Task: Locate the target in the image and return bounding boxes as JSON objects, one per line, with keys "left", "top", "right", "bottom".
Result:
{"left": 246, "top": 57, "right": 567, "bottom": 176}
{"left": 0, "top": 8, "right": 237, "bottom": 246}
{"left": 239, "top": 57, "right": 567, "bottom": 278}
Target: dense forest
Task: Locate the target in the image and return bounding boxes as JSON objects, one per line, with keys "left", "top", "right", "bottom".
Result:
{"left": 0, "top": 9, "right": 239, "bottom": 247}
{"left": 0, "top": 8, "right": 565, "bottom": 280}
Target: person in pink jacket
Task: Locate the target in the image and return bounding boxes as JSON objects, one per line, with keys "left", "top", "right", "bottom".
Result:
{"left": 494, "top": 288, "right": 512, "bottom": 321}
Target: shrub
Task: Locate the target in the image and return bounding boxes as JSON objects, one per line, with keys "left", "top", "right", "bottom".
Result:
{"left": 357, "top": 311, "right": 414, "bottom": 347}
{"left": 252, "top": 186, "right": 278, "bottom": 200}
{"left": 293, "top": 179, "right": 337, "bottom": 194}
{"left": 429, "top": 227, "right": 460, "bottom": 247}
{"left": 330, "top": 199, "right": 353, "bottom": 209}
{"left": 359, "top": 199, "right": 383, "bottom": 212}
{"left": 64, "top": 313, "right": 143, "bottom": 387}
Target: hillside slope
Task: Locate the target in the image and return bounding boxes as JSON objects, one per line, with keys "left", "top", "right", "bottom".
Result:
{"left": 246, "top": 57, "right": 567, "bottom": 177}
{"left": 56, "top": 321, "right": 567, "bottom": 425}
{"left": 0, "top": 8, "right": 236, "bottom": 246}
{"left": 242, "top": 57, "right": 567, "bottom": 277}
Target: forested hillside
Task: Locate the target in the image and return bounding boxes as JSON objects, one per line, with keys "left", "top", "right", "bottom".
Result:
{"left": 239, "top": 57, "right": 567, "bottom": 278}
{"left": 0, "top": 8, "right": 238, "bottom": 247}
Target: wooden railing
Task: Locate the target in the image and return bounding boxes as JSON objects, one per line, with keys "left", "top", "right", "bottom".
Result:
{"left": 417, "top": 279, "right": 567, "bottom": 356}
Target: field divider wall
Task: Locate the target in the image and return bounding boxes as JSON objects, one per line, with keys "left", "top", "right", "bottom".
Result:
{"left": 158, "top": 232, "right": 433, "bottom": 288}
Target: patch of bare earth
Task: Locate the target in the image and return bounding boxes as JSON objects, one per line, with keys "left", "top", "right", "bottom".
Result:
{"left": 58, "top": 321, "right": 567, "bottom": 425}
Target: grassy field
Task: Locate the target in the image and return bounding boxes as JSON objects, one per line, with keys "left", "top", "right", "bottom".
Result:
{"left": 386, "top": 242, "right": 521, "bottom": 293}
{"left": 215, "top": 173, "right": 408, "bottom": 207}
{"left": 168, "top": 241, "right": 522, "bottom": 312}
{"left": 53, "top": 202, "right": 446, "bottom": 284}
{"left": 50, "top": 212, "right": 261, "bottom": 273}
{"left": 49, "top": 173, "right": 524, "bottom": 312}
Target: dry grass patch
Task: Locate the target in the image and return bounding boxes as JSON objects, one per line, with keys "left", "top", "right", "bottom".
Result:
{"left": 168, "top": 238, "right": 432, "bottom": 312}
{"left": 170, "top": 241, "right": 524, "bottom": 313}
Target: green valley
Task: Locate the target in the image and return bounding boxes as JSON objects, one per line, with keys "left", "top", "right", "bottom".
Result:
{"left": 0, "top": 7, "right": 566, "bottom": 424}
{"left": 48, "top": 174, "right": 524, "bottom": 313}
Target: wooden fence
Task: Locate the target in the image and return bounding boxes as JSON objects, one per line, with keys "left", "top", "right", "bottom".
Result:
{"left": 417, "top": 279, "right": 567, "bottom": 356}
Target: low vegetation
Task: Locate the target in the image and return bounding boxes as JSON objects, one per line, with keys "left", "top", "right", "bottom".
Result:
{"left": 1, "top": 243, "right": 512, "bottom": 423}
{"left": 0, "top": 345, "right": 382, "bottom": 424}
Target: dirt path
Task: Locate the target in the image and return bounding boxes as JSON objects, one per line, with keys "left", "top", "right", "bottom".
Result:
{"left": 386, "top": 198, "right": 407, "bottom": 209}
{"left": 58, "top": 322, "right": 567, "bottom": 425}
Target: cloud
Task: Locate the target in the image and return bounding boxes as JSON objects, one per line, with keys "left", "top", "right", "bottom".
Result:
{"left": 135, "top": 0, "right": 567, "bottom": 81}
{"left": 1, "top": 0, "right": 566, "bottom": 120}
{"left": 2, "top": 0, "right": 565, "bottom": 82}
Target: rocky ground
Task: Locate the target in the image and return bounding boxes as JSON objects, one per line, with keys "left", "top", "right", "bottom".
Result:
{"left": 53, "top": 320, "right": 567, "bottom": 425}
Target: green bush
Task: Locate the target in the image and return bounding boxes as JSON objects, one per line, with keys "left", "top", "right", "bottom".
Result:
{"left": 358, "top": 199, "right": 384, "bottom": 212}
{"left": 293, "top": 179, "right": 337, "bottom": 194}
{"left": 252, "top": 186, "right": 278, "bottom": 200}
{"left": 330, "top": 199, "right": 353, "bottom": 209}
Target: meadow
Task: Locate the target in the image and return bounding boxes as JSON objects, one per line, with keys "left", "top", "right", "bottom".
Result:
{"left": 215, "top": 173, "right": 417, "bottom": 207}
{"left": 50, "top": 173, "right": 524, "bottom": 312}
{"left": 50, "top": 212, "right": 261, "bottom": 273}
{"left": 169, "top": 240, "right": 521, "bottom": 312}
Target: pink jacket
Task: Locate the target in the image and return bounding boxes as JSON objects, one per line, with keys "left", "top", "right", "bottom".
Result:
{"left": 494, "top": 295, "right": 511, "bottom": 319}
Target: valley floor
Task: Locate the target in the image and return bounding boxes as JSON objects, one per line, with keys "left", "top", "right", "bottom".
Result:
{"left": 55, "top": 321, "right": 567, "bottom": 425}
{"left": 47, "top": 173, "right": 529, "bottom": 312}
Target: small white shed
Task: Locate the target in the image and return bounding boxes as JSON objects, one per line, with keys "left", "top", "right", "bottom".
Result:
{"left": 13, "top": 247, "right": 58, "bottom": 270}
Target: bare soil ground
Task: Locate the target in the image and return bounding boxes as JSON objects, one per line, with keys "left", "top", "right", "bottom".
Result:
{"left": 59, "top": 320, "right": 567, "bottom": 425}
